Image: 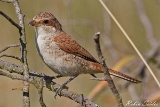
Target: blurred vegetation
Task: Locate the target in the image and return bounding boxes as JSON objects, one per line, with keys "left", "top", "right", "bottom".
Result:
{"left": 0, "top": 0, "right": 160, "bottom": 107}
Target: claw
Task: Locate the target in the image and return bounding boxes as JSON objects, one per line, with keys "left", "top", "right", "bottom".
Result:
{"left": 54, "top": 85, "right": 63, "bottom": 99}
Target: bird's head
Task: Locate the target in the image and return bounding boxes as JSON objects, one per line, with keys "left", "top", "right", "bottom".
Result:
{"left": 29, "top": 12, "right": 62, "bottom": 33}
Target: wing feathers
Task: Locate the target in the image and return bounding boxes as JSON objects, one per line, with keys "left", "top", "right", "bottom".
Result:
{"left": 54, "top": 32, "right": 99, "bottom": 63}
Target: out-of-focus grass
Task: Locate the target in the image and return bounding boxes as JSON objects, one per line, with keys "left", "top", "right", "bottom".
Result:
{"left": 0, "top": 0, "right": 160, "bottom": 107}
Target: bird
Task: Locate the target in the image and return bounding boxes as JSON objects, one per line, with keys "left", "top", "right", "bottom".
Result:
{"left": 29, "top": 12, "right": 141, "bottom": 97}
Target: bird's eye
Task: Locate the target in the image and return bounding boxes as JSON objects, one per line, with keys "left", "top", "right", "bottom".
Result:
{"left": 43, "top": 20, "right": 49, "bottom": 24}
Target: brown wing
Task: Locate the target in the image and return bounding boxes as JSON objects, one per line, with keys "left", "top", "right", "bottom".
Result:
{"left": 54, "top": 32, "right": 99, "bottom": 63}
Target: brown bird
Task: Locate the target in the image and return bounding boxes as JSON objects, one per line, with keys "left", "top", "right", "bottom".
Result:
{"left": 29, "top": 12, "right": 141, "bottom": 97}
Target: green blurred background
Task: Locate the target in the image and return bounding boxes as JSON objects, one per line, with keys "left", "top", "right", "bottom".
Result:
{"left": 0, "top": 0, "right": 160, "bottom": 107}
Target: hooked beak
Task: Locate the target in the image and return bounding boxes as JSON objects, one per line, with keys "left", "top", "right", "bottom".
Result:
{"left": 28, "top": 20, "right": 36, "bottom": 26}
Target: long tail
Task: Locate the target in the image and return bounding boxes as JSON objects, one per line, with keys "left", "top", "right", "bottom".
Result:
{"left": 89, "top": 62, "right": 141, "bottom": 83}
{"left": 108, "top": 68, "right": 141, "bottom": 83}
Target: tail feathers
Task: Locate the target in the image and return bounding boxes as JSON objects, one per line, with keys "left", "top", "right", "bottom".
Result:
{"left": 89, "top": 62, "right": 141, "bottom": 83}
{"left": 108, "top": 68, "right": 141, "bottom": 83}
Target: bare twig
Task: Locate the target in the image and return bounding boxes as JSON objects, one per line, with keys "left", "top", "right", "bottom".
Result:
{"left": 0, "top": 54, "right": 21, "bottom": 61}
{"left": 0, "top": 60, "right": 99, "bottom": 107}
{"left": 1, "top": 0, "right": 30, "bottom": 106}
{"left": 49, "top": 82, "right": 99, "bottom": 107}
{"left": 0, "top": 11, "right": 21, "bottom": 29}
{"left": 90, "top": 77, "right": 107, "bottom": 81}
{"left": 0, "top": 44, "right": 20, "bottom": 53}
{"left": 0, "top": 69, "right": 32, "bottom": 81}
{"left": 94, "top": 32, "right": 124, "bottom": 107}
{"left": 0, "top": 60, "right": 23, "bottom": 74}
{"left": 37, "top": 78, "right": 46, "bottom": 107}
{"left": 0, "top": 69, "right": 22, "bottom": 79}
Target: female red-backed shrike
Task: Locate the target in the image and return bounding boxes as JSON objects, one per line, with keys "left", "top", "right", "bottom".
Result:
{"left": 29, "top": 12, "right": 141, "bottom": 97}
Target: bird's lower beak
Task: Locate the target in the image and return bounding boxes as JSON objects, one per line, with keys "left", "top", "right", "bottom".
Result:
{"left": 28, "top": 20, "right": 36, "bottom": 26}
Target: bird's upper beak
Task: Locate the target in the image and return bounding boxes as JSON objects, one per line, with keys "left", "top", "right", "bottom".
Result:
{"left": 28, "top": 20, "right": 36, "bottom": 26}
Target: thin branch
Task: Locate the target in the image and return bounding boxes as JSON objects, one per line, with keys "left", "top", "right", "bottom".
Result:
{"left": 0, "top": 54, "right": 21, "bottom": 61}
{"left": 90, "top": 77, "right": 107, "bottom": 81}
{"left": 0, "top": 11, "right": 21, "bottom": 29}
{"left": 0, "top": 60, "right": 23, "bottom": 74}
{"left": 0, "top": 70, "right": 32, "bottom": 82}
{"left": 0, "top": 60, "right": 42, "bottom": 76}
{"left": 49, "top": 82, "right": 99, "bottom": 107}
{"left": 2, "top": 0, "right": 30, "bottom": 106}
{"left": 94, "top": 32, "right": 124, "bottom": 107}
{"left": 0, "top": 60, "right": 99, "bottom": 107}
{"left": 37, "top": 78, "right": 46, "bottom": 107}
{"left": 0, "top": 44, "right": 20, "bottom": 53}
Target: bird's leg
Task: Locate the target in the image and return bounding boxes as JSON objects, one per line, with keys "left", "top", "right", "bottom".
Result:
{"left": 54, "top": 74, "right": 78, "bottom": 98}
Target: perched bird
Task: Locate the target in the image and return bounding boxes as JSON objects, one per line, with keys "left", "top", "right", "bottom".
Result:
{"left": 29, "top": 12, "right": 141, "bottom": 97}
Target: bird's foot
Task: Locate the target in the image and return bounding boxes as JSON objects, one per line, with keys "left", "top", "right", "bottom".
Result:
{"left": 54, "top": 75, "right": 78, "bottom": 98}
{"left": 54, "top": 84, "right": 65, "bottom": 99}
